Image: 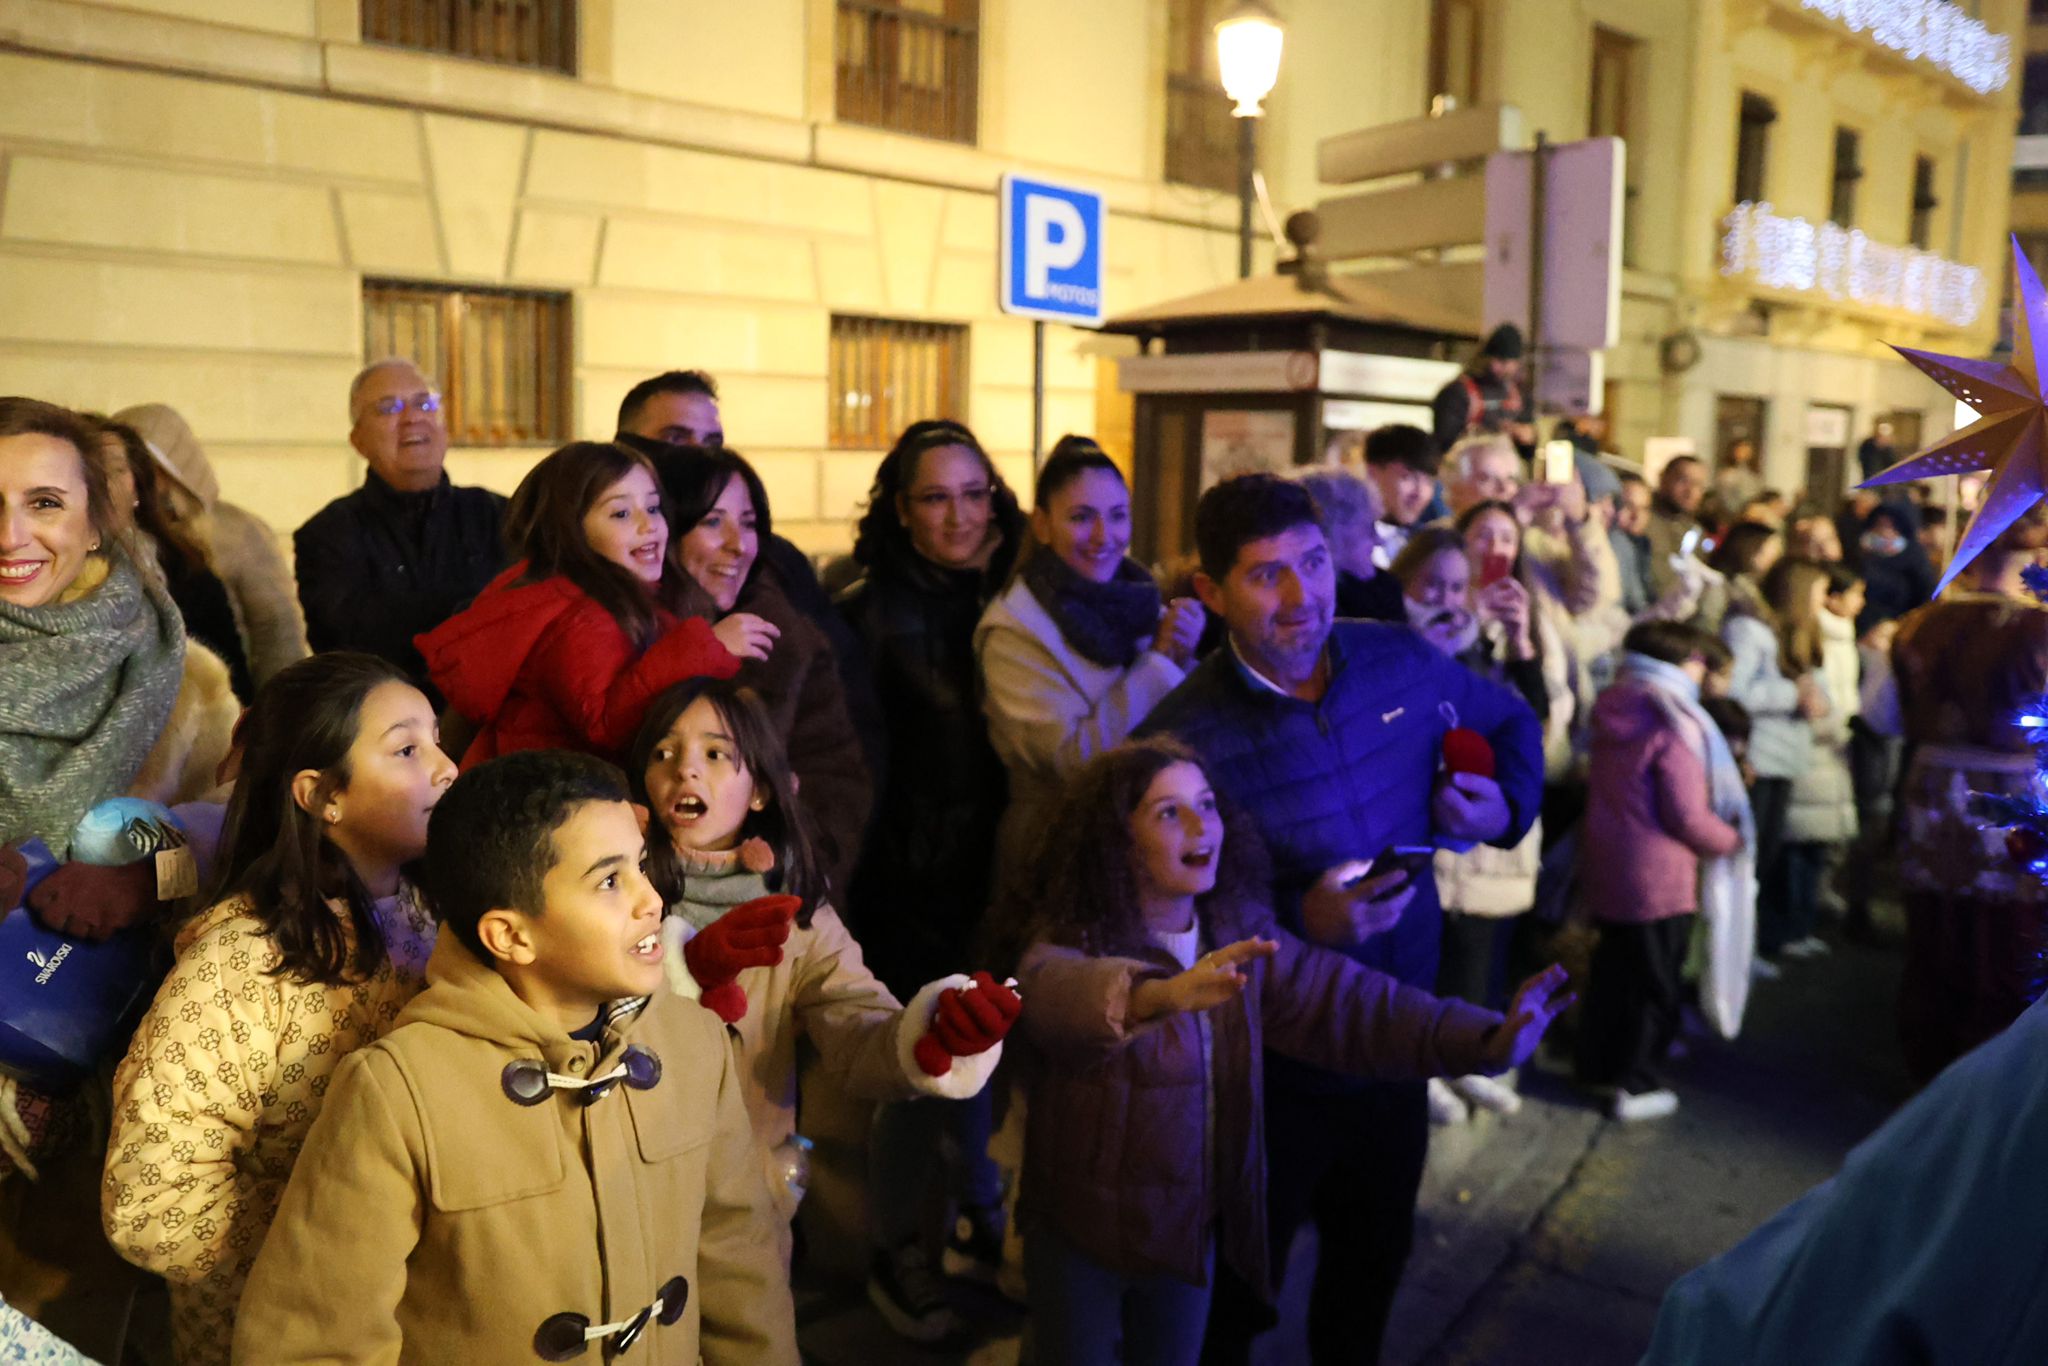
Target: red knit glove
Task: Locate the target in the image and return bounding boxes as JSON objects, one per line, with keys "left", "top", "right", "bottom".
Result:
{"left": 0, "top": 845, "right": 26, "bottom": 914}
{"left": 1442, "top": 727, "right": 1496, "bottom": 780}
{"left": 684, "top": 895, "right": 799, "bottom": 1025}
{"left": 26, "top": 859, "right": 158, "bottom": 941}
{"left": 912, "top": 972, "right": 1023, "bottom": 1078}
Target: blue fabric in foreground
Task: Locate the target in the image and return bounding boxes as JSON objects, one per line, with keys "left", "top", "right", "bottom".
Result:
{"left": 1643, "top": 991, "right": 2048, "bottom": 1365}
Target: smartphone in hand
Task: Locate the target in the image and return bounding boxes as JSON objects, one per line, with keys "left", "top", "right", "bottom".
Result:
{"left": 1345, "top": 845, "right": 1435, "bottom": 900}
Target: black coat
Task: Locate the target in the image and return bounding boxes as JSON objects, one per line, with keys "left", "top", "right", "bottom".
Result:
{"left": 836, "top": 549, "right": 1008, "bottom": 997}
{"left": 294, "top": 472, "right": 508, "bottom": 686}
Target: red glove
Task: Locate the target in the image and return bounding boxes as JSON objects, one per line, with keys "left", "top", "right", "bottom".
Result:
{"left": 684, "top": 895, "right": 799, "bottom": 1024}
{"left": 0, "top": 845, "right": 26, "bottom": 913}
{"left": 26, "top": 859, "right": 158, "bottom": 941}
{"left": 912, "top": 972, "right": 1023, "bottom": 1078}
{"left": 1442, "top": 727, "right": 1496, "bottom": 780}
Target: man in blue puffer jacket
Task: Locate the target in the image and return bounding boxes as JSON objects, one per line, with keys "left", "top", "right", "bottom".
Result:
{"left": 1141, "top": 473, "right": 1544, "bottom": 1365}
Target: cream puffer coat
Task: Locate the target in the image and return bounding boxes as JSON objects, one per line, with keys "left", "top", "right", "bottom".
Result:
{"left": 1786, "top": 612, "right": 1861, "bottom": 845}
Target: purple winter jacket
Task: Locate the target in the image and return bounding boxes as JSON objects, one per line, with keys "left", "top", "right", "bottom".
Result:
{"left": 1015, "top": 892, "right": 1501, "bottom": 1298}
{"left": 1582, "top": 681, "right": 1743, "bottom": 925}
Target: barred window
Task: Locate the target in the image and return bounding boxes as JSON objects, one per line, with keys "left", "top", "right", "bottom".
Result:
{"left": 829, "top": 316, "right": 968, "bottom": 449}
{"left": 1165, "top": 0, "right": 1235, "bottom": 192}
{"left": 836, "top": 0, "right": 979, "bottom": 145}
{"left": 363, "top": 280, "right": 572, "bottom": 446}
{"left": 361, "top": 0, "right": 577, "bottom": 75}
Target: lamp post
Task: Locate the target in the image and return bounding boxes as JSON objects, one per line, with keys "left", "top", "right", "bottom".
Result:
{"left": 1215, "top": 0, "right": 1284, "bottom": 279}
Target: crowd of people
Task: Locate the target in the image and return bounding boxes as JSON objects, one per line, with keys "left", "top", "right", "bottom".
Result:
{"left": 0, "top": 324, "right": 2041, "bottom": 1365}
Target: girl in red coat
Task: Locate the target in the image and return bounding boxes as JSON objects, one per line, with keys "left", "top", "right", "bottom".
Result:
{"left": 416, "top": 440, "right": 778, "bottom": 766}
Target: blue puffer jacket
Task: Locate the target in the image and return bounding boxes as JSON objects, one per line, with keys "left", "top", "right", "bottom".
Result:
{"left": 1140, "top": 621, "right": 1545, "bottom": 1094}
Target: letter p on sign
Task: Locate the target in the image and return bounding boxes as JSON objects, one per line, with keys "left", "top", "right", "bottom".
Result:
{"left": 999, "top": 174, "right": 1106, "bottom": 327}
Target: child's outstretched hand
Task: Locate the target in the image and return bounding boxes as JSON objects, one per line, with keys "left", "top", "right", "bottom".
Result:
{"left": 684, "top": 894, "right": 800, "bottom": 1024}
{"left": 911, "top": 972, "right": 1022, "bottom": 1077}
{"left": 1132, "top": 937, "right": 1277, "bottom": 1021}
{"left": 1478, "top": 963, "right": 1574, "bottom": 1073}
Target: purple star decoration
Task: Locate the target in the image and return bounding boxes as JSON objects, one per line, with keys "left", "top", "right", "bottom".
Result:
{"left": 1865, "top": 235, "right": 2048, "bottom": 593}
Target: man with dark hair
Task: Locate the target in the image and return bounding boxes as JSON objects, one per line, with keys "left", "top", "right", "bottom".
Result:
{"left": 1142, "top": 472, "right": 1545, "bottom": 1366}
{"left": 1363, "top": 423, "right": 1442, "bottom": 570}
{"left": 237, "top": 749, "right": 798, "bottom": 1364}
{"left": 1432, "top": 323, "right": 1536, "bottom": 457}
{"left": 1647, "top": 455, "right": 1708, "bottom": 600}
{"left": 617, "top": 370, "right": 723, "bottom": 447}
{"left": 295, "top": 358, "right": 507, "bottom": 685}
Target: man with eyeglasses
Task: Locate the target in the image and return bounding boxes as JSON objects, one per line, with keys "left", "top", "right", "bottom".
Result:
{"left": 294, "top": 358, "right": 508, "bottom": 689}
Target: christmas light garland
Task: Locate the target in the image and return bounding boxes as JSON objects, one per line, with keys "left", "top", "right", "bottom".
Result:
{"left": 1799, "top": 0, "right": 2011, "bottom": 95}
{"left": 1721, "top": 202, "right": 1984, "bottom": 328}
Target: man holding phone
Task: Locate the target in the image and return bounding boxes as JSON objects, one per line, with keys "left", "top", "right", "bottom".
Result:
{"left": 1141, "top": 474, "right": 1544, "bottom": 1366}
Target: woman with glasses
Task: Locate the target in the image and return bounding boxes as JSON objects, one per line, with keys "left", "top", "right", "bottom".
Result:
{"left": 835, "top": 419, "right": 1026, "bottom": 1344}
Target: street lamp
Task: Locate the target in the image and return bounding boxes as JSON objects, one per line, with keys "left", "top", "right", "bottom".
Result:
{"left": 1215, "top": 0, "right": 1284, "bottom": 279}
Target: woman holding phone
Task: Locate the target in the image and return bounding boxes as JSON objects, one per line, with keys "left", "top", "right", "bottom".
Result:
{"left": 1390, "top": 526, "right": 1550, "bottom": 1123}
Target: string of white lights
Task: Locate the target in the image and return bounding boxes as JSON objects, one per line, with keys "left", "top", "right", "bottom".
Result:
{"left": 1720, "top": 202, "right": 1984, "bottom": 328}
{"left": 1799, "top": 0, "right": 2010, "bottom": 95}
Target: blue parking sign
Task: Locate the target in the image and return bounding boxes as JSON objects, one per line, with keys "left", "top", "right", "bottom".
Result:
{"left": 1000, "top": 174, "right": 1106, "bottom": 327}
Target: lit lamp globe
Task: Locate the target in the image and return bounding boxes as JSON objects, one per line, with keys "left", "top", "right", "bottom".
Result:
{"left": 1214, "top": 0, "right": 1285, "bottom": 117}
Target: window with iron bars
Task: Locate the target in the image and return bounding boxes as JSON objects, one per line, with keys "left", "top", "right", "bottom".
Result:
{"left": 829, "top": 316, "right": 968, "bottom": 450}
{"left": 363, "top": 280, "right": 573, "bottom": 446}
{"left": 835, "top": 0, "right": 979, "bottom": 145}
{"left": 361, "top": 0, "right": 576, "bottom": 76}
{"left": 1165, "top": 0, "right": 1236, "bottom": 192}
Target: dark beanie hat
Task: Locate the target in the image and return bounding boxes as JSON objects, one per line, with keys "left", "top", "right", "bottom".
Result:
{"left": 1481, "top": 323, "right": 1524, "bottom": 360}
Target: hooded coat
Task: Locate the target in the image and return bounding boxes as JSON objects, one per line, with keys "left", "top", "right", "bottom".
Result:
{"left": 112, "top": 404, "right": 309, "bottom": 687}
{"left": 1581, "top": 680, "right": 1744, "bottom": 924}
{"left": 232, "top": 935, "right": 797, "bottom": 1365}
{"left": 415, "top": 563, "right": 739, "bottom": 768}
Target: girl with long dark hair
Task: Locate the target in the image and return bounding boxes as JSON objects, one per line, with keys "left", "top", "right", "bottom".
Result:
{"left": 103, "top": 652, "right": 456, "bottom": 1364}
{"left": 1009, "top": 738, "right": 1567, "bottom": 1366}
{"left": 835, "top": 419, "right": 1026, "bottom": 1340}
{"left": 625, "top": 679, "right": 1013, "bottom": 1268}
{"left": 416, "top": 440, "right": 777, "bottom": 766}
{"left": 646, "top": 444, "right": 872, "bottom": 894}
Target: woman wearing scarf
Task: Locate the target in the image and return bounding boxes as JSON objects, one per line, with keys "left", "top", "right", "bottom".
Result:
{"left": 837, "top": 419, "right": 1027, "bottom": 1341}
{"left": 1577, "top": 621, "right": 1753, "bottom": 1121}
{"left": 976, "top": 436, "right": 1204, "bottom": 880}
{"left": 0, "top": 396, "right": 229, "bottom": 1363}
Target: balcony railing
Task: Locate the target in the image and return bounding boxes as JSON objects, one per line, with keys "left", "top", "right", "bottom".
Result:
{"left": 836, "top": 1, "right": 979, "bottom": 145}
{"left": 362, "top": 0, "right": 576, "bottom": 75}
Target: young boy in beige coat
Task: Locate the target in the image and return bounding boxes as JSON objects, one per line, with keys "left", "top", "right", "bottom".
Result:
{"left": 233, "top": 749, "right": 796, "bottom": 1365}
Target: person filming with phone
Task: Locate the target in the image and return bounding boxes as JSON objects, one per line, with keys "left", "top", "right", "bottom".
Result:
{"left": 1140, "top": 473, "right": 1544, "bottom": 1366}
{"left": 1392, "top": 525, "right": 1552, "bottom": 1124}
{"left": 1443, "top": 433, "right": 1623, "bottom": 788}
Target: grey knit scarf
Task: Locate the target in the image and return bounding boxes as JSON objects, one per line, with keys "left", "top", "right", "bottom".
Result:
{"left": 0, "top": 546, "right": 186, "bottom": 851}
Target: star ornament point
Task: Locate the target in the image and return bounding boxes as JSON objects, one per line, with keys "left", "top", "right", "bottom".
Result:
{"left": 1865, "top": 236, "right": 2048, "bottom": 593}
